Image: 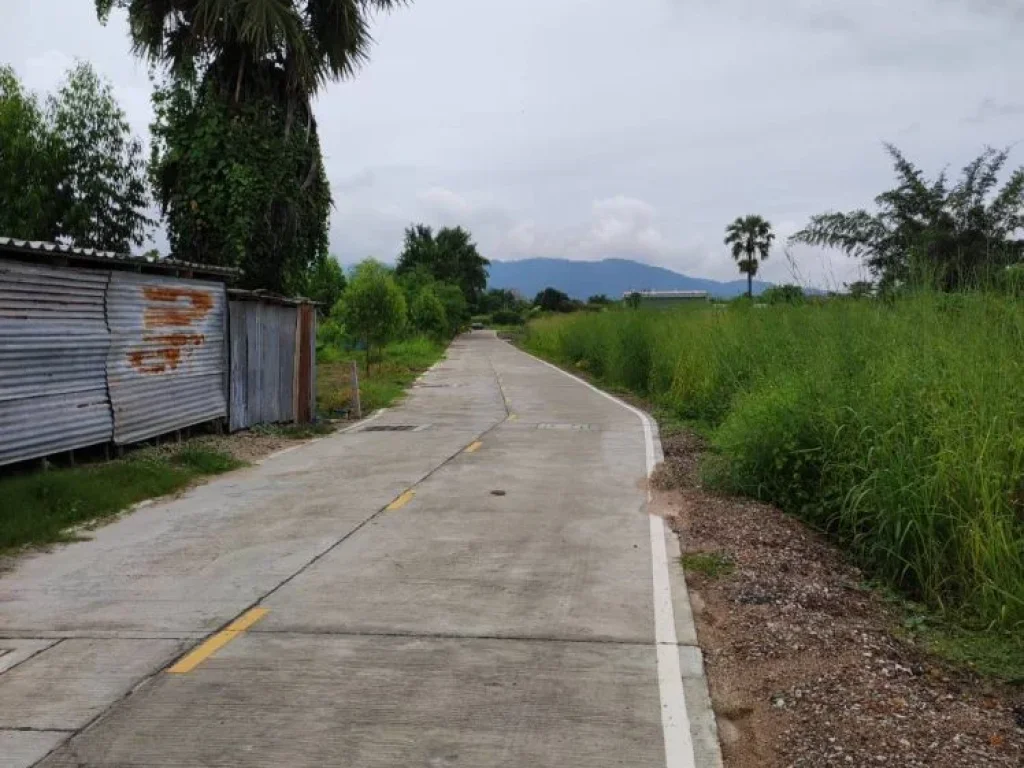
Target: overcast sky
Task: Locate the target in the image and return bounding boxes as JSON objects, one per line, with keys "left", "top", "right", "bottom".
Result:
{"left": 3, "top": 1, "right": 1022, "bottom": 288}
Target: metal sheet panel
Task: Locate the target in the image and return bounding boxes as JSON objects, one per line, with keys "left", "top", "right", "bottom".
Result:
{"left": 277, "top": 306, "right": 297, "bottom": 422}
{"left": 226, "top": 300, "right": 299, "bottom": 431}
{"left": 106, "top": 272, "right": 227, "bottom": 445}
{"left": 0, "top": 259, "right": 112, "bottom": 465}
{"left": 228, "top": 301, "right": 250, "bottom": 432}
{"left": 259, "top": 303, "right": 281, "bottom": 424}
{"left": 296, "top": 304, "right": 316, "bottom": 423}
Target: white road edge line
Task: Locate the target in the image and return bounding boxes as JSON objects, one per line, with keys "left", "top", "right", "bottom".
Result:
{"left": 529, "top": 354, "right": 698, "bottom": 768}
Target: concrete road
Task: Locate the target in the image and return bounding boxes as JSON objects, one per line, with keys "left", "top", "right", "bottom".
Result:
{"left": 0, "top": 332, "right": 720, "bottom": 767}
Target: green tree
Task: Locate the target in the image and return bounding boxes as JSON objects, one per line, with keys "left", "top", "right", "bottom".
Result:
{"left": 625, "top": 291, "right": 642, "bottom": 310}
{"left": 340, "top": 259, "right": 406, "bottom": 371}
{"left": 50, "top": 62, "right": 150, "bottom": 251}
{"left": 147, "top": 72, "right": 331, "bottom": 292}
{"left": 396, "top": 224, "right": 490, "bottom": 306}
{"left": 97, "top": 0, "right": 405, "bottom": 291}
{"left": 301, "top": 255, "right": 347, "bottom": 316}
{"left": 0, "top": 66, "right": 67, "bottom": 240}
{"left": 760, "top": 284, "right": 804, "bottom": 305}
{"left": 410, "top": 288, "right": 448, "bottom": 339}
{"left": 846, "top": 280, "right": 874, "bottom": 299}
{"left": 791, "top": 145, "right": 1024, "bottom": 291}
{"left": 725, "top": 215, "right": 775, "bottom": 299}
{"left": 534, "top": 287, "right": 572, "bottom": 312}
{"left": 434, "top": 282, "right": 469, "bottom": 333}
{"left": 479, "top": 288, "right": 519, "bottom": 314}
{"left": 587, "top": 294, "right": 612, "bottom": 305}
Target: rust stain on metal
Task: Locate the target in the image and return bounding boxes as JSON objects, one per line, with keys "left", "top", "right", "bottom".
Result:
{"left": 126, "top": 333, "right": 206, "bottom": 375}
{"left": 142, "top": 286, "right": 215, "bottom": 328}
{"left": 126, "top": 285, "right": 214, "bottom": 374}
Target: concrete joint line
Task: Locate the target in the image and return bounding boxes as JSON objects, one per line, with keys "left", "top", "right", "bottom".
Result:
{"left": 1, "top": 727, "right": 76, "bottom": 734}
{"left": 245, "top": 627, "right": 661, "bottom": 647}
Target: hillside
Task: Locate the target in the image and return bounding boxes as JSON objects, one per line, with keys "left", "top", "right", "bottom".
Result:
{"left": 487, "top": 257, "right": 771, "bottom": 299}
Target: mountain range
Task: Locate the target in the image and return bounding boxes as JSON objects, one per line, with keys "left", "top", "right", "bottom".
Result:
{"left": 486, "top": 257, "right": 772, "bottom": 300}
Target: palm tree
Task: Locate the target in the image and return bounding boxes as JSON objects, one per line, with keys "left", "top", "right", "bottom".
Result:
{"left": 725, "top": 215, "right": 775, "bottom": 298}
{"left": 96, "top": 1, "right": 402, "bottom": 119}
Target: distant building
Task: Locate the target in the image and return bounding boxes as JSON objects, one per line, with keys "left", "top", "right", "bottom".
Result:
{"left": 623, "top": 289, "right": 710, "bottom": 308}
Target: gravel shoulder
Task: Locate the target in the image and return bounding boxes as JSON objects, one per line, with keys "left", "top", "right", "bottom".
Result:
{"left": 656, "top": 429, "right": 1024, "bottom": 767}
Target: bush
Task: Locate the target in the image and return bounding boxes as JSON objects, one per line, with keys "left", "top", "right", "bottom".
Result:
{"left": 340, "top": 259, "right": 406, "bottom": 371}
{"left": 524, "top": 297, "right": 1024, "bottom": 629}
{"left": 491, "top": 309, "right": 524, "bottom": 326}
{"left": 410, "top": 288, "right": 448, "bottom": 339}
{"left": 760, "top": 284, "right": 805, "bottom": 304}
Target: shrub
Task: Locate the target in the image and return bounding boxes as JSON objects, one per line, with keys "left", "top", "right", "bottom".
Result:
{"left": 410, "top": 288, "right": 448, "bottom": 340}
{"left": 492, "top": 308, "right": 524, "bottom": 326}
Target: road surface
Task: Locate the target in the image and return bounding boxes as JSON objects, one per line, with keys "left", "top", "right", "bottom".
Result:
{"left": 0, "top": 332, "right": 719, "bottom": 767}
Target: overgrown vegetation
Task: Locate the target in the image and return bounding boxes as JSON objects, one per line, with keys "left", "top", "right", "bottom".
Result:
{"left": 318, "top": 336, "right": 444, "bottom": 416}
{"left": 0, "top": 446, "right": 242, "bottom": 552}
{"left": 525, "top": 296, "right": 1024, "bottom": 631}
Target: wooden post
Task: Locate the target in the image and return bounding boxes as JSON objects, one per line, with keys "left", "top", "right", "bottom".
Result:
{"left": 350, "top": 360, "right": 362, "bottom": 420}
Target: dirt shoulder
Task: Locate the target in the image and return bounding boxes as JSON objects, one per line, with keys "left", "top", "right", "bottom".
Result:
{"left": 656, "top": 430, "right": 1023, "bottom": 767}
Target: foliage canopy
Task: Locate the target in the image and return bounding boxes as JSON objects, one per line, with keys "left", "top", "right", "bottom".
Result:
{"left": 396, "top": 224, "right": 490, "bottom": 306}
{"left": 791, "top": 144, "right": 1024, "bottom": 291}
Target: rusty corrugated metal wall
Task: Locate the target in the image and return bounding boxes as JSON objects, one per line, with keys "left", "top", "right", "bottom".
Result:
{"left": 106, "top": 272, "right": 228, "bottom": 445}
{"left": 0, "top": 260, "right": 114, "bottom": 465}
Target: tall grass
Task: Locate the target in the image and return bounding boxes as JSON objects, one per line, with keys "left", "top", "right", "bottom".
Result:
{"left": 317, "top": 335, "right": 445, "bottom": 415}
{"left": 525, "top": 296, "right": 1024, "bottom": 629}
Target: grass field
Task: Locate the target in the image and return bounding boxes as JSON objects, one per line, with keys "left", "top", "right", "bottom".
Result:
{"left": 0, "top": 447, "right": 243, "bottom": 552}
{"left": 525, "top": 295, "right": 1024, "bottom": 632}
{"left": 317, "top": 336, "right": 446, "bottom": 416}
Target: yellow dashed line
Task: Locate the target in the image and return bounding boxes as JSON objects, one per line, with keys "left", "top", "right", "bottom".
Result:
{"left": 168, "top": 607, "right": 268, "bottom": 674}
{"left": 465, "top": 441, "right": 483, "bottom": 454}
{"left": 386, "top": 490, "right": 416, "bottom": 511}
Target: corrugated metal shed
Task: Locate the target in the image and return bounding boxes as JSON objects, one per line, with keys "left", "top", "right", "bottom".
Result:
{"left": 0, "top": 260, "right": 113, "bottom": 465}
{"left": 106, "top": 272, "right": 228, "bottom": 445}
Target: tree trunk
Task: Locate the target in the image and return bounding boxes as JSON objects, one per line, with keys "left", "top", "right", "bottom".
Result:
{"left": 747, "top": 271, "right": 753, "bottom": 299}
{"left": 234, "top": 59, "right": 245, "bottom": 103}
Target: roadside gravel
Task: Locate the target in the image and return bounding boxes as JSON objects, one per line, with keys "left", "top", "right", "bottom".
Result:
{"left": 658, "top": 430, "right": 1023, "bottom": 767}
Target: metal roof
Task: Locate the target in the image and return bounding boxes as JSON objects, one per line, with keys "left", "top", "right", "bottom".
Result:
{"left": 0, "top": 237, "right": 239, "bottom": 279}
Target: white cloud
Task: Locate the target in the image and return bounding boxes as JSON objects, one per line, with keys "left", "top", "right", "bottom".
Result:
{"left": 416, "top": 186, "right": 472, "bottom": 220}
{"left": 2, "top": 0, "right": 1022, "bottom": 285}
{"left": 578, "top": 196, "right": 666, "bottom": 259}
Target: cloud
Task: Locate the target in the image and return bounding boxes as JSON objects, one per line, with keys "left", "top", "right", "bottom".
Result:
{"left": 965, "top": 98, "right": 1024, "bottom": 124}
{"left": 3, "top": 0, "right": 1022, "bottom": 288}
{"left": 417, "top": 187, "right": 472, "bottom": 219}
{"left": 577, "top": 197, "right": 666, "bottom": 259}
